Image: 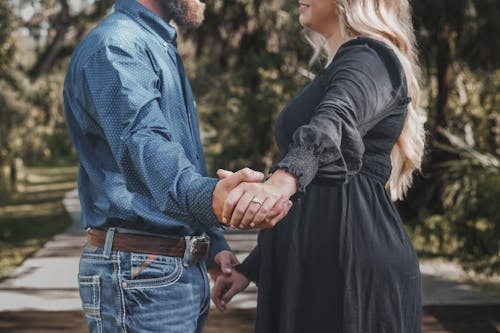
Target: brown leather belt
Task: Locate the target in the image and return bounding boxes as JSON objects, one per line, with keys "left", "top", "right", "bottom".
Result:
{"left": 86, "top": 228, "right": 210, "bottom": 262}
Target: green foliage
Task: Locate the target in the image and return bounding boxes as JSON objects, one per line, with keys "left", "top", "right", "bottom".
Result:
{"left": 184, "top": 0, "right": 311, "bottom": 173}
{"left": 410, "top": 130, "right": 500, "bottom": 260}
{"left": 0, "top": 166, "right": 77, "bottom": 279}
{"left": 0, "top": 0, "right": 15, "bottom": 74}
{"left": 0, "top": 0, "right": 498, "bottom": 269}
{"left": 407, "top": 67, "right": 500, "bottom": 263}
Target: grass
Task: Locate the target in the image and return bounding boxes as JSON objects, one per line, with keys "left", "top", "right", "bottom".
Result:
{"left": 0, "top": 166, "right": 77, "bottom": 280}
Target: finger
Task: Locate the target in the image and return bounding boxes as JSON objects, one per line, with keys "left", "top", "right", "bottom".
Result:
{"left": 217, "top": 169, "right": 234, "bottom": 179}
{"left": 214, "top": 253, "right": 232, "bottom": 275}
{"left": 267, "top": 200, "right": 293, "bottom": 227}
{"left": 222, "top": 184, "right": 245, "bottom": 225}
{"left": 219, "top": 257, "right": 234, "bottom": 275}
{"left": 240, "top": 194, "right": 268, "bottom": 228}
{"left": 262, "top": 196, "right": 288, "bottom": 223}
{"left": 249, "top": 196, "right": 278, "bottom": 228}
{"left": 230, "top": 191, "right": 255, "bottom": 227}
{"left": 211, "top": 278, "right": 229, "bottom": 312}
{"left": 230, "top": 254, "right": 240, "bottom": 266}
{"left": 222, "top": 284, "right": 242, "bottom": 304}
{"left": 225, "top": 168, "right": 264, "bottom": 188}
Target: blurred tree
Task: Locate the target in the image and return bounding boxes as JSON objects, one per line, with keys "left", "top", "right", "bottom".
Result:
{"left": 0, "top": 0, "right": 16, "bottom": 195}
{"left": 0, "top": 0, "right": 114, "bottom": 198}
{"left": 410, "top": 0, "right": 500, "bottom": 207}
{"left": 26, "top": 0, "right": 114, "bottom": 80}
{"left": 0, "top": 0, "right": 498, "bottom": 265}
{"left": 404, "top": 0, "right": 500, "bottom": 262}
{"left": 184, "top": 0, "right": 311, "bottom": 173}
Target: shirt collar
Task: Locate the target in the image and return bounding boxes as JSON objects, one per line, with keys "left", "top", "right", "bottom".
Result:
{"left": 115, "top": 0, "right": 177, "bottom": 45}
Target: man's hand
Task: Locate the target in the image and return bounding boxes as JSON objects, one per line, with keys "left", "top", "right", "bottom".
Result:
{"left": 211, "top": 270, "right": 250, "bottom": 312}
{"left": 212, "top": 168, "right": 264, "bottom": 224}
{"left": 208, "top": 250, "right": 239, "bottom": 282}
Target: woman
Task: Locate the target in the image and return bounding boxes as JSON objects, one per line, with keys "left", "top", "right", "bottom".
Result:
{"left": 212, "top": 0, "right": 425, "bottom": 332}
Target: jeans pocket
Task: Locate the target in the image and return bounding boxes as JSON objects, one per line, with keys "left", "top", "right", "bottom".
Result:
{"left": 78, "top": 275, "right": 102, "bottom": 333}
{"left": 123, "top": 253, "right": 183, "bottom": 289}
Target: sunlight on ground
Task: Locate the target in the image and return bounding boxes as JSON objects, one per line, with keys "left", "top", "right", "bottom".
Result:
{"left": 0, "top": 166, "right": 77, "bottom": 280}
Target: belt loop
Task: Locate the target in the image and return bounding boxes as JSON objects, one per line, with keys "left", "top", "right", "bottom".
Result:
{"left": 103, "top": 228, "right": 116, "bottom": 259}
{"left": 182, "top": 236, "right": 191, "bottom": 267}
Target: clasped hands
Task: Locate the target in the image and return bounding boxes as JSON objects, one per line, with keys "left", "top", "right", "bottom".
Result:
{"left": 212, "top": 168, "right": 297, "bottom": 230}
{"left": 209, "top": 167, "right": 297, "bottom": 311}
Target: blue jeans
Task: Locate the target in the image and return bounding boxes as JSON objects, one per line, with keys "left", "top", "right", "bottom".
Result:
{"left": 78, "top": 233, "right": 210, "bottom": 332}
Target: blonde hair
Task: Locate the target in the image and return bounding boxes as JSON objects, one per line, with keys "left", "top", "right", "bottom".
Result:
{"left": 304, "top": 0, "right": 425, "bottom": 201}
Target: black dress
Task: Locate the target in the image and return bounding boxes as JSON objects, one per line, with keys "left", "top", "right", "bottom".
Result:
{"left": 236, "top": 37, "right": 422, "bottom": 333}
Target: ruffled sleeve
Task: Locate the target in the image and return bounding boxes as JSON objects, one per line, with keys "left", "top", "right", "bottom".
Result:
{"left": 271, "top": 41, "right": 402, "bottom": 193}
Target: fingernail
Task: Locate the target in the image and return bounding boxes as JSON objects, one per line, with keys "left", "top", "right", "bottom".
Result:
{"left": 222, "top": 217, "right": 227, "bottom": 224}
{"left": 224, "top": 268, "right": 232, "bottom": 274}
{"left": 250, "top": 223, "right": 255, "bottom": 228}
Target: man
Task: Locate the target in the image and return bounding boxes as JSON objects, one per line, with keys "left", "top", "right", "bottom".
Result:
{"left": 63, "top": 0, "right": 289, "bottom": 332}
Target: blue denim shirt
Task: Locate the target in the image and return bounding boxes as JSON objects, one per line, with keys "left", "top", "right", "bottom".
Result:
{"left": 63, "top": 0, "right": 228, "bottom": 263}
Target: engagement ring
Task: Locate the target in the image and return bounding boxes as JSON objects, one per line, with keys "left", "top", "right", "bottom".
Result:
{"left": 251, "top": 197, "right": 263, "bottom": 206}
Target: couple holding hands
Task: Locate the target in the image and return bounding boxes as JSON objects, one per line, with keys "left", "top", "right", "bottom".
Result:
{"left": 64, "top": 0, "right": 425, "bottom": 332}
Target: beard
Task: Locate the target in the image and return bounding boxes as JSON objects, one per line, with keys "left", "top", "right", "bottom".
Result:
{"left": 158, "top": 0, "right": 206, "bottom": 28}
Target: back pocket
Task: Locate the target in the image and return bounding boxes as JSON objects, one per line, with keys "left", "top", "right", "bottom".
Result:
{"left": 78, "top": 275, "right": 102, "bottom": 333}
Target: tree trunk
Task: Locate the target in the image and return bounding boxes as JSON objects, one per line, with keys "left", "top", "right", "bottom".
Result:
{"left": 427, "top": 28, "right": 454, "bottom": 213}
{"left": 28, "top": 0, "right": 70, "bottom": 80}
{"left": 435, "top": 28, "right": 453, "bottom": 136}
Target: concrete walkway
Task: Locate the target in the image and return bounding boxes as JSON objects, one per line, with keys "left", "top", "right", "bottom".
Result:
{"left": 0, "top": 189, "right": 498, "bottom": 314}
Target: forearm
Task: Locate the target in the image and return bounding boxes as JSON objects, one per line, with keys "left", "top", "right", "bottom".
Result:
{"left": 265, "top": 169, "right": 298, "bottom": 198}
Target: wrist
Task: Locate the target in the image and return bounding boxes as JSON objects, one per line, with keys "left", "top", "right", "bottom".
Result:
{"left": 265, "top": 169, "right": 297, "bottom": 197}
{"left": 211, "top": 179, "right": 225, "bottom": 224}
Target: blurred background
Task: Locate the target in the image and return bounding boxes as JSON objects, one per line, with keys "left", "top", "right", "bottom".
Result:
{"left": 0, "top": 0, "right": 499, "bottom": 332}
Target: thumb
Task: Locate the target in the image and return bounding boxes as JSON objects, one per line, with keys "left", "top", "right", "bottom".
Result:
{"left": 224, "top": 168, "right": 264, "bottom": 188}
{"left": 217, "top": 169, "right": 234, "bottom": 179}
{"left": 219, "top": 253, "right": 234, "bottom": 275}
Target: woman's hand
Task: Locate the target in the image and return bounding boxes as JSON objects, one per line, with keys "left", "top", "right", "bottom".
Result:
{"left": 219, "top": 169, "right": 297, "bottom": 229}
{"left": 211, "top": 270, "right": 250, "bottom": 312}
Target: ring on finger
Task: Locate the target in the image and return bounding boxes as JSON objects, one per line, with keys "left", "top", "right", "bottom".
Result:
{"left": 250, "top": 196, "right": 263, "bottom": 206}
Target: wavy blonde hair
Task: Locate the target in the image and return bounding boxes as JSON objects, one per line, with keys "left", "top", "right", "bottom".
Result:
{"left": 304, "top": 0, "right": 425, "bottom": 201}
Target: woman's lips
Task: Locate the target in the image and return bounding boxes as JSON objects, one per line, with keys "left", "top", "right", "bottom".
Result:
{"left": 299, "top": 2, "right": 310, "bottom": 13}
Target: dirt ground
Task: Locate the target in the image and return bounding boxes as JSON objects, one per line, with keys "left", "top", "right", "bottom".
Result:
{"left": 0, "top": 306, "right": 499, "bottom": 333}
{"left": 0, "top": 309, "right": 255, "bottom": 333}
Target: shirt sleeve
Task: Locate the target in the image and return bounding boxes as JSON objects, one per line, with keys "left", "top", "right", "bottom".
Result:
{"left": 270, "top": 42, "right": 403, "bottom": 193}
{"left": 80, "top": 44, "right": 219, "bottom": 228}
{"left": 205, "top": 228, "right": 230, "bottom": 268}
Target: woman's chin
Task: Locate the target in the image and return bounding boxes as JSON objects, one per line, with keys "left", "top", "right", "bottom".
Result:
{"left": 299, "top": 16, "right": 310, "bottom": 29}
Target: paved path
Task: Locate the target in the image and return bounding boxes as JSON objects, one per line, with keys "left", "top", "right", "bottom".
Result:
{"left": 0, "top": 189, "right": 499, "bottom": 332}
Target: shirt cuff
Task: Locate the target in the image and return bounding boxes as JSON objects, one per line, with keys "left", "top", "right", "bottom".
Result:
{"left": 186, "top": 176, "right": 220, "bottom": 227}
{"left": 234, "top": 255, "right": 259, "bottom": 285}
{"left": 206, "top": 232, "right": 231, "bottom": 268}
{"left": 270, "top": 146, "right": 319, "bottom": 194}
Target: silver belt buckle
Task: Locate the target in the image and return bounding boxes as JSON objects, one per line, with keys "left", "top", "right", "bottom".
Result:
{"left": 188, "top": 233, "right": 210, "bottom": 264}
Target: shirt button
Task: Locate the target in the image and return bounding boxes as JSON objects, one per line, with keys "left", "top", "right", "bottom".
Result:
{"left": 121, "top": 282, "right": 128, "bottom": 288}
{"left": 162, "top": 41, "right": 168, "bottom": 47}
